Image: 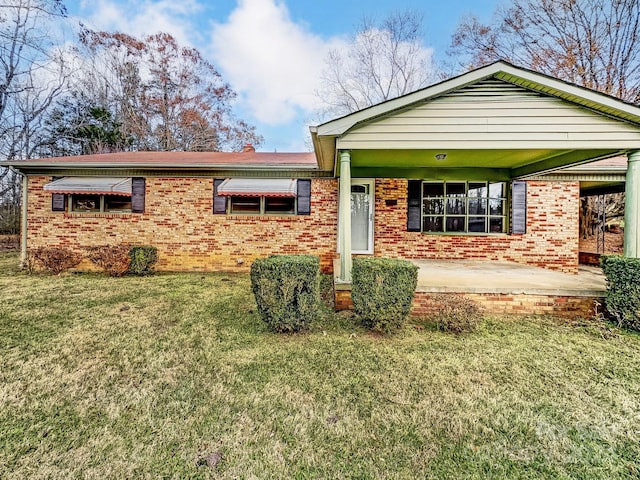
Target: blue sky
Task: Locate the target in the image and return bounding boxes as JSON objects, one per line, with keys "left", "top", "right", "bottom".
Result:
{"left": 67, "top": 0, "right": 501, "bottom": 151}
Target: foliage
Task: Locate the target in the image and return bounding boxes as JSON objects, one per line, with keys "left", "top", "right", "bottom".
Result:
{"left": 85, "top": 244, "right": 131, "bottom": 277}
{"left": 42, "top": 98, "right": 133, "bottom": 156}
{"left": 74, "top": 30, "right": 263, "bottom": 152}
{"left": 450, "top": 0, "right": 640, "bottom": 103}
{"left": 351, "top": 257, "right": 418, "bottom": 333}
{"left": 601, "top": 255, "right": 640, "bottom": 331}
{"left": 318, "top": 10, "right": 434, "bottom": 118}
{"left": 250, "top": 255, "right": 320, "bottom": 332}
{"left": 429, "top": 294, "right": 484, "bottom": 334}
{"left": 128, "top": 245, "right": 158, "bottom": 276}
{"left": 28, "top": 246, "right": 82, "bottom": 274}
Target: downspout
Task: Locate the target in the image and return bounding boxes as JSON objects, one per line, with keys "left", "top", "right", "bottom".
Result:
{"left": 338, "top": 151, "right": 352, "bottom": 282}
{"left": 624, "top": 150, "right": 640, "bottom": 258}
{"left": 21, "top": 173, "right": 27, "bottom": 268}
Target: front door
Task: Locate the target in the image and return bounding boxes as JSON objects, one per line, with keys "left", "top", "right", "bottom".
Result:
{"left": 351, "top": 180, "right": 374, "bottom": 254}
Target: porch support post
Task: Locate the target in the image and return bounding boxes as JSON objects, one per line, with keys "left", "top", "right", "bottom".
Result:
{"left": 338, "top": 150, "right": 352, "bottom": 282}
{"left": 625, "top": 150, "right": 640, "bottom": 258}
{"left": 20, "top": 173, "right": 28, "bottom": 268}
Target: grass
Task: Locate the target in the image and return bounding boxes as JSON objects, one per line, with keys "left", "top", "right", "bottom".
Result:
{"left": 1, "top": 252, "right": 640, "bottom": 479}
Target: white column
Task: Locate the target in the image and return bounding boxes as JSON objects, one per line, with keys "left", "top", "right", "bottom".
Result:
{"left": 20, "top": 174, "right": 28, "bottom": 268}
{"left": 338, "top": 151, "right": 352, "bottom": 282}
{"left": 624, "top": 150, "right": 640, "bottom": 258}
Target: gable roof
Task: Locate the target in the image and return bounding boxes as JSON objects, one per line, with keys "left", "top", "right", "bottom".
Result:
{"left": 310, "top": 61, "right": 640, "bottom": 171}
{"left": 315, "top": 61, "right": 640, "bottom": 136}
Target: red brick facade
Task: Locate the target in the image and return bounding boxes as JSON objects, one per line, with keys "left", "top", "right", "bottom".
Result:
{"left": 373, "top": 179, "right": 580, "bottom": 273}
{"left": 27, "top": 176, "right": 338, "bottom": 272}
{"left": 26, "top": 176, "right": 578, "bottom": 273}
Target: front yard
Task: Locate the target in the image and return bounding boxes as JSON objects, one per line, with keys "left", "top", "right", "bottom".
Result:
{"left": 1, "top": 252, "right": 639, "bottom": 479}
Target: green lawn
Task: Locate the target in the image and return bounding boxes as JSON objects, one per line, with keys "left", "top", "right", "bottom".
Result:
{"left": 1, "top": 252, "right": 639, "bottom": 479}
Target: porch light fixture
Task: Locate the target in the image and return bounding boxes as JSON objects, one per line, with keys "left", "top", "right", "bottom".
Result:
{"left": 435, "top": 153, "right": 447, "bottom": 161}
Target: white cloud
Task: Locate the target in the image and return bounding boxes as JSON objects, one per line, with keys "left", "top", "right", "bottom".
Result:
{"left": 210, "top": 0, "right": 345, "bottom": 126}
{"left": 77, "top": 0, "right": 202, "bottom": 47}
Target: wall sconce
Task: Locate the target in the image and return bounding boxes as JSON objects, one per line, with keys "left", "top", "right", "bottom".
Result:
{"left": 435, "top": 153, "right": 447, "bottom": 161}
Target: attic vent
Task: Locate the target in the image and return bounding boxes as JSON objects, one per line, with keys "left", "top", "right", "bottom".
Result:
{"left": 446, "top": 79, "right": 544, "bottom": 99}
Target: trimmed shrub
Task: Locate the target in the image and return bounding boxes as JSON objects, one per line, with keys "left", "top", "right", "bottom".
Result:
{"left": 29, "top": 247, "right": 82, "bottom": 274}
{"left": 601, "top": 255, "right": 640, "bottom": 331}
{"left": 430, "top": 294, "right": 484, "bottom": 334}
{"left": 250, "top": 255, "right": 320, "bottom": 333}
{"left": 85, "top": 244, "right": 131, "bottom": 277}
{"left": 351, "top": 257, "right": 418, "bottom": 333}
{"left": 129, "top": 246, "right": 158, "bottom": 275}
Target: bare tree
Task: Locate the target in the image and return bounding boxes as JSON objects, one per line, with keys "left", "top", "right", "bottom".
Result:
{"left": 73, "top": 30, "right": 262, "bottom": 152}
{"left": 0, "top": 0, "right": 71, "bottom": 232}
{"left": 450, "top": 0, "right": 640, "bottom": 103}
{"left": 317, "top": 10, "right": 434, "bottom": 119}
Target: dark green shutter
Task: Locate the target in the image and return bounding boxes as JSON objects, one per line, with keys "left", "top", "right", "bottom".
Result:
{"left": 51, "top": 176, "right": 65, "bottom": 212}
{"left": 297, "top": 179, "right": 311, "bottom": 215}
{"left": 511, "top": 181, "right": 527, "bottom": 234}
{"left": 131, "top": 177, "right": 145, "bottom": 213}
{"left": 213, "top": 178, "right": 227, "bottom": 214}
{"left": 407, "top": 180, "right": 422, "bottom": 232}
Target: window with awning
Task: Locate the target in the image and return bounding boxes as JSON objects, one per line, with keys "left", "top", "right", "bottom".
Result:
{"left": 213, "top": 178, "right": 311, "bottom": 215}
{"left": 45, "top": 177, "right": 145, "bottom": 214}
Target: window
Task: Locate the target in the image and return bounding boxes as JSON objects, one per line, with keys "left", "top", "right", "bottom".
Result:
{"left": 229, "top": 196, "right": 297, "bottom": 215}
{"left": 46, "top": 177, "right": 144, "bottom": 214}
{"left": 69, "top": 194, "right": 132, "bottom": 213}
{"left": 214, "top": 178, "right": 311, "bottom": 216}
{"left": 422, "top": 181, "right": 506, "bottom": 233}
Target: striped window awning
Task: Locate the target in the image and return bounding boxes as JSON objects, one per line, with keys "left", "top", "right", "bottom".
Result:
{"left": 217, "top": 178, "right": 298, "bottom": 197}
{"left": 43, "top": 177, "right": 132, "bottom": 196}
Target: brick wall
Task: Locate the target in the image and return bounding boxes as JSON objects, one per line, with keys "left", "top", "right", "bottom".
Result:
{"left": 373, "top": 179, "right": 579, "bottom": 273}
{"left": 27, "top": 176, "right": 579, "bottom": 274}
{"left": 27, "top": 176, "right": 338, "bottom": 272}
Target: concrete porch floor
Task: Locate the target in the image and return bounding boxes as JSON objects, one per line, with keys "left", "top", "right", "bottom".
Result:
{"left": 412, "top": 259, "right": 606, "bottom": 297}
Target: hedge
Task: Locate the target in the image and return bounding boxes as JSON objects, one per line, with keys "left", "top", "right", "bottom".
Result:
{"left": 129, "top": 246, "right": 158, "bottom": 276}
{"left": 250, "top": 255, "right": 320, "bottom": 332}
{"left": 601, "top": 255, "right": 640, "bottom": 331}
{"left": 351, "top": 257, "right": 418, "bottom": 333}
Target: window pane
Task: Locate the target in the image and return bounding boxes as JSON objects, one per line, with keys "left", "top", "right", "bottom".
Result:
{"left": 489, "top": 182, "right": 506, "bottom": 198}
{"left": 351, "top": 184, "right": 367, "bottom": 194}
{"left": 445, "top": 216, "right": 465, "bottom": 232}
{"left": 230, "top": 196, "right": 260, "bottom": 213}
{"left": 468, "top": 182, "right": 487, "bottom": 198}
{"left": 423, "top": 198, "right": 444, "bottom": 214}
{"left": 468, "top": 217, "right": 486, "bottom": 232}
{"left": 423, "top": 183, "right": 444, "bottom": 197}
{"left": 265, "top": 197, "right": 295, "bottom": 214}
{"left": 72, "top": 194, "right": 100, "bottom": 212}
{"left": 423, "top": 216, "right": 443, "bottom": 232}
{"left": 104, "top": 195, "right": 132, "bottom": 212}
{"left": 446, "top": 198, "right": 466, "bottom": 215}
{"left": 446, "top": 182, "right": 465, "bottom": 197}
{"left": 489, "top": 217, "right": 504, "bottom": 233}
{"left": 468, "top": 198, "right": 487, "bottom": 215}
{"left": 489, "top": 199, "right": 505, "bottom": 215}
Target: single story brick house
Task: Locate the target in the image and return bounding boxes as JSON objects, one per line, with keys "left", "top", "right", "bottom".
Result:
{"left": 7, "top": 61, "right": 640, "bottom": 284}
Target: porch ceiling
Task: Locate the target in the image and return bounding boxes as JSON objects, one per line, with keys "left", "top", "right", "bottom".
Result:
{"left": 341, "top": 148, "right": 625, "bottom": 179}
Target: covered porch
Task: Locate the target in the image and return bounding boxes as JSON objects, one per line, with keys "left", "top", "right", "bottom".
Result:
{"left": 310, "top": 62, "right": 640, "bottom": 318}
